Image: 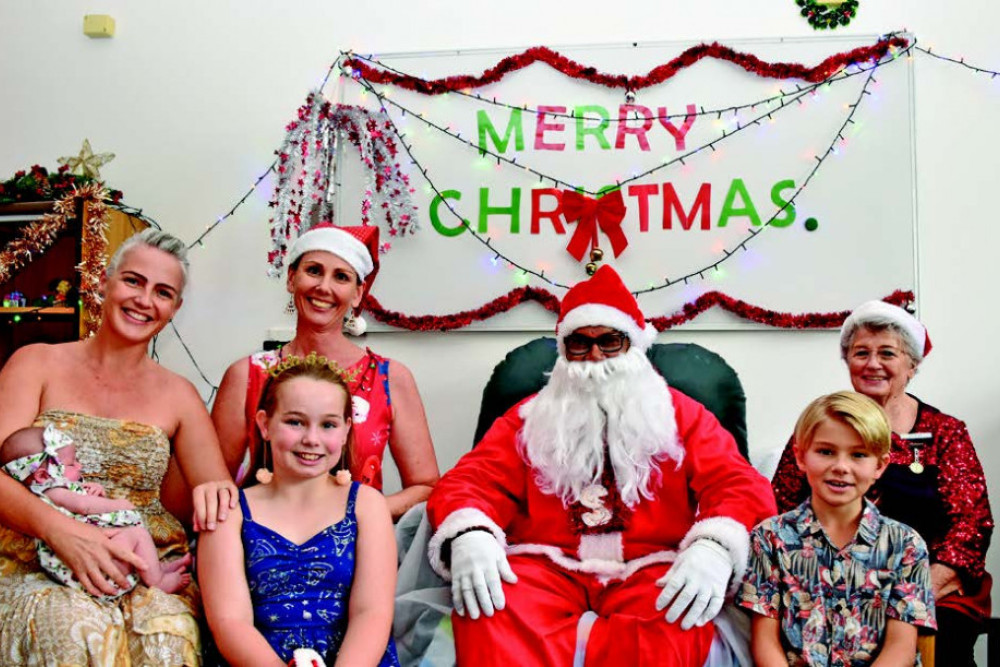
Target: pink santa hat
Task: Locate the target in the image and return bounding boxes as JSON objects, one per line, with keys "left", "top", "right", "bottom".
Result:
{"left": 555, "top": 265, "right": 658, "bottom": 354}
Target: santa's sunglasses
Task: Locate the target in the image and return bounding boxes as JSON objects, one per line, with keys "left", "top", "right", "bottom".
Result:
{"left": 564, "top": 331, "right": 628, "bottom": 357}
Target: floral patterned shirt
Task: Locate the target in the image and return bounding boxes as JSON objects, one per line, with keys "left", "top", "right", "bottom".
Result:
{"left": 739, "top": 499, "right": 936, "bottom": 666}
{"left": 771, "top": 397, "right": 993, "bottom": 584}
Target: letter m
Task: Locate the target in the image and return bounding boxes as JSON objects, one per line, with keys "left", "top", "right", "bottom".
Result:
{"left": 663, "top": 183, "right": 711, "bottom": 230}
{"left": 477, "top": 109, "right": 524, "bottom": 154}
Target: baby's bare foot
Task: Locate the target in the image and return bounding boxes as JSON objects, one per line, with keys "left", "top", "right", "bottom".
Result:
{"left": 163, "top": 553, "right": 193, "bottom": 574}
{"left": 157, "top": 569, "right": 191, "bottom": 594}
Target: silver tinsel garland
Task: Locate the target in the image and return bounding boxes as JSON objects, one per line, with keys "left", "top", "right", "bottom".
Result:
{"left": 267, "top": 91, "right": 419, "bottom": 277}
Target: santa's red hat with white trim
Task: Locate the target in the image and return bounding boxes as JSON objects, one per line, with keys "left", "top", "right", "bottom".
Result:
{"left": 840, "top": 300, "right": 932, "bottom": 362}
{"left": 287, "top": 224, "right": 380, "bottom": 335}
{"left": 556, "top": 265, "right": 658, "bottom": 354}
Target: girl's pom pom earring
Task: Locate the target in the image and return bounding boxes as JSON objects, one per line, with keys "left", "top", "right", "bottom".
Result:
{"left": 334, "top": 450, "right": 351, "bottom": 486}
{"left": 256, "top": 441, "right": 274, "bottom": 484}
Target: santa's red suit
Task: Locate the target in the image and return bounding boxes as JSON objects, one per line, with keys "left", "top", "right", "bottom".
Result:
{"left": 427, "top": 386, "right": 775, "bottom": 665}
{"left": 428, "top": 266, "right": 776, "bottom": 666}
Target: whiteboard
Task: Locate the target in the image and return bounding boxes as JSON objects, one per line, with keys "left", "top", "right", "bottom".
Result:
{"left": 330, "top": 34, "right": 916, "bottom": 331}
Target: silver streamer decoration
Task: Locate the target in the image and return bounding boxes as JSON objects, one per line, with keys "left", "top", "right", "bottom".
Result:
{"left": 267, "top": 91, "right": 419, "bottom": 277}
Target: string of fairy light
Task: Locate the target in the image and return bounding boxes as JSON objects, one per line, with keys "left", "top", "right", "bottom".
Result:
{"left": 915, "top": 44, "right": 1000, "bottom": 78}
{"left": 183, "top": 58, "right": 344, "bottom": 251}
{"left": 10, "top": 35, "right": 998, "bottom": 401}
{"left": 354, "top": 69, "right": 822, "bottom": 195}
{"left": 350, "top": 42, "right": 903, "bottom": 291}
{"left": 640, "top": 58, "right": 883, "bottom": 293}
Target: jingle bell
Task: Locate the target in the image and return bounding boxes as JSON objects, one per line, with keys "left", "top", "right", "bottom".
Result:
{"left": 585, "top": 262, "right": 598, "bottom": 276}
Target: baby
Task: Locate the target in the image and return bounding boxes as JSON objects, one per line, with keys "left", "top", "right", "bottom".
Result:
{"left": 1, "top": 424, "right": 191, "bottom": 596}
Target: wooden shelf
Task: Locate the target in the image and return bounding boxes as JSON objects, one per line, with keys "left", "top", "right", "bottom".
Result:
{"left": 0, "top": 307, "right": 75, "bottom": 315}
{"left": 0, "top": 201, "right": 148, "bottom": 366}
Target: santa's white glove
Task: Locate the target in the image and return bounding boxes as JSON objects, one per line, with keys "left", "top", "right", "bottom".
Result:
{"left": 655, "top": 538, "right": 732, "bottom": 630}
{"left": 449, "top": 530, "right": 518, "bottom": 620}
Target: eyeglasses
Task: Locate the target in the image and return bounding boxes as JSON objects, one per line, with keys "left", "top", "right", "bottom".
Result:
{"left": 564, "top": 331, "right": 628, "bottom": 357}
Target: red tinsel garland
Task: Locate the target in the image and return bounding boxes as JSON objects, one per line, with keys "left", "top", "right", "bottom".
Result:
{"left": 645, "top": 289, "right": 914, "bottom": 330}
{"left": 364, "top": 288, "right": 914, "bottom": 332}
{"left": 364, "top": 287, "right": 560, "bottom": 331}
{"left": 344, "top": 36, "right": 909, "bottom": 95}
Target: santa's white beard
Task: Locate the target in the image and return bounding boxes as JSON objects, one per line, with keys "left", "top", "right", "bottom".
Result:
{"left": 518, "top": 347, "right": 682, "bottom": 507}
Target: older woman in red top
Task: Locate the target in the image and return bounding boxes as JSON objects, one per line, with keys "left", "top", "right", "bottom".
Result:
{"left": 212, "top": 224, "right": 439, "bottom": 520}
{"left": 771, "top": 301, "right": 993, "bottom": 666}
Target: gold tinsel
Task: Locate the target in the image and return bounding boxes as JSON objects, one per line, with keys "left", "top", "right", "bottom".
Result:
{"left": 0, "top": 184, "right": 110, "bottom": 337}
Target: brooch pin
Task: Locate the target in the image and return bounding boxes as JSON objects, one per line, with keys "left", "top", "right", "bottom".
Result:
{"left": 900, "top": 432, "right": 932, "bottom": 474}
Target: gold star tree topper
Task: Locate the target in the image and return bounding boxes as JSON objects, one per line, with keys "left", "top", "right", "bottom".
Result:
{"left": 58, "top": 139, "right": 115, "bottom": 179}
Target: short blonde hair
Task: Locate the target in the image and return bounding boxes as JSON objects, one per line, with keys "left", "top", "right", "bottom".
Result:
{"left": 793, "top": 391, "right": 891, "bottom": 457}
{"left": 106, "top": 228, "right": 189, "bottom": 294}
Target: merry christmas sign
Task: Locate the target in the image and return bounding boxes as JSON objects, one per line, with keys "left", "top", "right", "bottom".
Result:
{"left": 280, "top": 34, "right": 916, "bottom": 330}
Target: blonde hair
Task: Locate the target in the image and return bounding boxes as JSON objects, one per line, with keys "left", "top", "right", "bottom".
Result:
{"left": 106, "top": 229, "right": 189, "bottom": 294}
{"left": 793, "top": 391, "right": 891, "bottom": 457}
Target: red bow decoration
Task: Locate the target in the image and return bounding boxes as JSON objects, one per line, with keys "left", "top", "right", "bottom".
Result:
{"left": 561, "top": 189, "right": 629, "bottom": 261}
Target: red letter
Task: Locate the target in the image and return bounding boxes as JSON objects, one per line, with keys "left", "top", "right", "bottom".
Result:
{"left": 658, "top": 104, "right": 697, "bottom": 151}
{"left": 531, "top": 188, "right": 565, "bottom": 234}
{"left": 535, "top": 106, "right": 566, "bottom": 151}
{"left": 615, "top": 105, "right": 654, "bottom": 151}
{"left": 627, "top": 184, "right": 659, "bottom": 232}
{"left": 663, "top": 183, "right": 711, "bottom": 230}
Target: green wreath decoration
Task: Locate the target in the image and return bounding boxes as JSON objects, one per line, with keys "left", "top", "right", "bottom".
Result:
{"left": 796, "top": 0, "right": 858, "bottom": 30}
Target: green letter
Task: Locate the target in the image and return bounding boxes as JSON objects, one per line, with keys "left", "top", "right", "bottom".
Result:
{"left": 479, "top": 188, "right": 522, "bottom": 234}
{"left": 769, "top": 179, "right": 796, "bottom": 228}
{"left": 477, "top": 109, "right": 524, "bottom": 154}
{"left": 574, "top": 106, "right": 611, "bottom": 151}
{"left": 429, "top": 190, "right": 467, "bottom": 237}
{"left": 717, "top": 178, "right": 761, "bottom": 228}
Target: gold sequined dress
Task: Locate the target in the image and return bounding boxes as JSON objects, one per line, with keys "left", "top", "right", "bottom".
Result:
{"left": 0, "top": 410, "right": 200, "bottom": 666}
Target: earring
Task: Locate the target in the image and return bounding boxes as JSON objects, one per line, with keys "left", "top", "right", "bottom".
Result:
{"left": 285, "top": 297, "right": 296, "bottom": 315}
{"left": 334, "top": 450, "right": 352, "bottom": 486}
{"left": 255, "top": 441, "right": 274, "bottom": 485}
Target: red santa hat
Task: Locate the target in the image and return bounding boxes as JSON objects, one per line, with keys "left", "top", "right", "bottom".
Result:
{"left": 840, "top": 300, "right": 932, "bottom": 362}
{"left": 287, "top": 223, "right": 380, "bottom": 314}
{"left": 556, "top": 265, "right": 658, "bottom": 353}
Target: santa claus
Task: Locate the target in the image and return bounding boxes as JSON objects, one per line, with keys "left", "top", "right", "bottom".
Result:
{"left": 425, "top": 265, "right": 777, "bottom": 666}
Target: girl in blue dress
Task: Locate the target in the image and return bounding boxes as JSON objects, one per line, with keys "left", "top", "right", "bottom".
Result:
{"left": 200, "top": 352, "right": 399, "bottom": 666}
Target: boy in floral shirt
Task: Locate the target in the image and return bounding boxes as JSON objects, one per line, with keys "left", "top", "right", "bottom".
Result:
{"left": 739, "top": 392, "right": 935, "bottom": 666}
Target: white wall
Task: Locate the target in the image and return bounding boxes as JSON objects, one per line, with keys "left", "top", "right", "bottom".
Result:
{"left": 2, "top": 0, "right": 998, "bottom": 655}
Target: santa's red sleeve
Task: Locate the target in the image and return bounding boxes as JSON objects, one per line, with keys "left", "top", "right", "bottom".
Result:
{"left": 426, "top": 399, "right": 531, "bottom": 580}
{"left": 670, "top": 388, "right": 778, "bottom": 585}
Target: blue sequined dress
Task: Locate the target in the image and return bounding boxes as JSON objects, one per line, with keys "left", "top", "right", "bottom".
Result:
{"left": 240, "top": 483, "right": 399, "bottom": 665}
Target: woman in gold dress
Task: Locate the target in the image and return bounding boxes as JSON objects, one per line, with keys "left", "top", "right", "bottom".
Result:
{"left": 0, "top": 229, "right": 236, "bottom": 665}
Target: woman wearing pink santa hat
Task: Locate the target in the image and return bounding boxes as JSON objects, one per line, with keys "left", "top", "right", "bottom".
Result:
{"left": 212, "top": 223, "right": 439, "bottom": 520}
{"left": 770, "top": 300, "right": 993, "bottom": 666}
